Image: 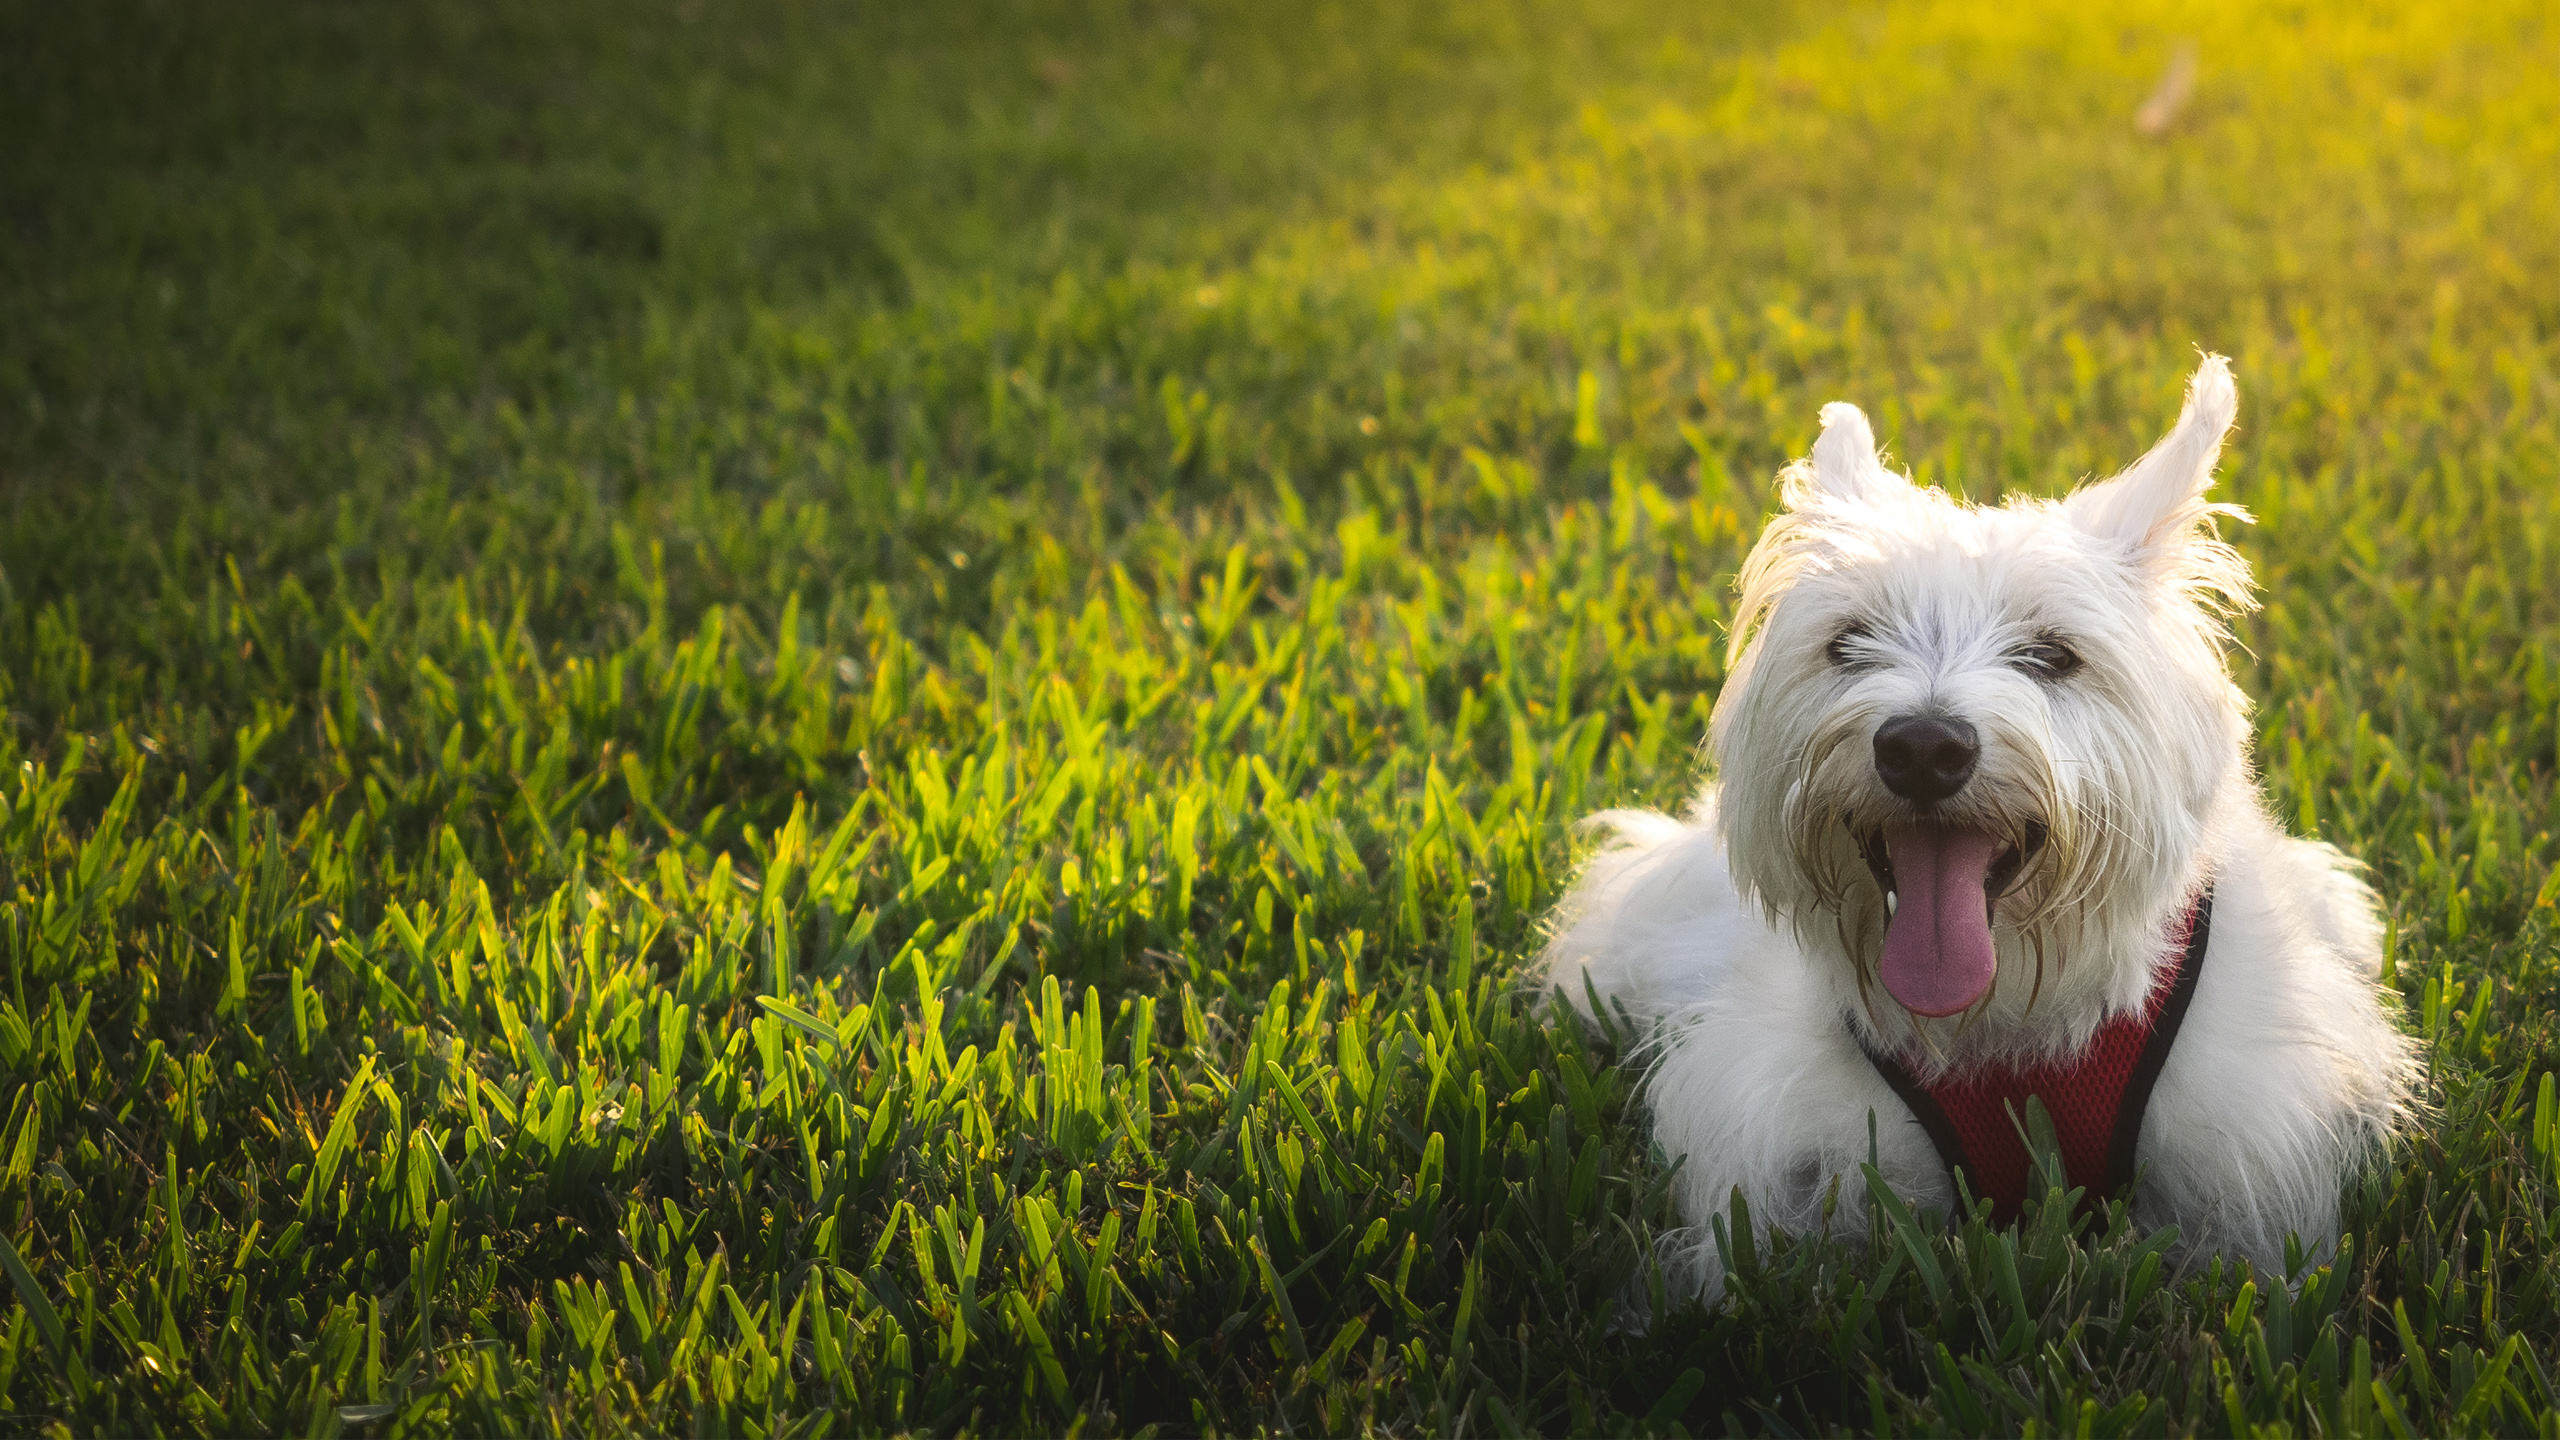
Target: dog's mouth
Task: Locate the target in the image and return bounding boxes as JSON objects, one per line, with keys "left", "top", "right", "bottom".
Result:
{"left": 1854, "top": 819, "right": 2048, "bottom": 1018}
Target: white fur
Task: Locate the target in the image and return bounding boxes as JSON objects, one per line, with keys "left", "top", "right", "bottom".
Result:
{"left": 1544, "top": 357, "right": 2418, "bottom": 1297}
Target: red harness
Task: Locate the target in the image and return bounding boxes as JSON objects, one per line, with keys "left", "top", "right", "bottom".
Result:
{"left": 1856, "top": 890, "right": 2212, "bottom": 1224}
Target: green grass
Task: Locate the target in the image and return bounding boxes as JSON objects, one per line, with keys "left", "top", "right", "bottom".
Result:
{"left": 4, "top": 0, "right": 2560, "bottom": 1431}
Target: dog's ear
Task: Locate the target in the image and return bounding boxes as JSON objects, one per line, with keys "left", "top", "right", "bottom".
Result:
{"left": 1786, "top": 402, "right": 1908, "bottom": 508}
{"left": 2065, "top": 355, "right": 2240, "bottom": 559}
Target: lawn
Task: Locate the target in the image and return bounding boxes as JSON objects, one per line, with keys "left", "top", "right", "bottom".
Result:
{"left": 4, "top": 0, "right": 2559, "bottom": 1432}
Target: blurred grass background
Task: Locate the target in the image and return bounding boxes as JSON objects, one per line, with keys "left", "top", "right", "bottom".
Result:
{"left": 3, "top": 0, "right": 2558, "bottom": 1432}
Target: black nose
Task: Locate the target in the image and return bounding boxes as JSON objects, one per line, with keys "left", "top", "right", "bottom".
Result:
{"left": 1873, "top": 715, "right": 1979, "bottom": 803}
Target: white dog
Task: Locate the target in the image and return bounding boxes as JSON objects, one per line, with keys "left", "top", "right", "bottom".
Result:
{"left": 1544, "top": 356, "right": 2417, "bottom": 1296}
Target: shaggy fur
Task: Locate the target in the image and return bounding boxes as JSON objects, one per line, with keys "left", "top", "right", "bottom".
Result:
{"left": 1544, "top": 356, "right": 2419, "bottom": 1297}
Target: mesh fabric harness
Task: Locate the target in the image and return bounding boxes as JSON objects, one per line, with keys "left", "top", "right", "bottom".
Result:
{"left": 1853, "top": 889, "right": 2212, "bottom": 1224}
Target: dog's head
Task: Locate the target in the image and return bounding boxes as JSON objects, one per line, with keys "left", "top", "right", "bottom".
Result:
{"left": 1713, "top": 356, "right": 2253, "bottom": 1026}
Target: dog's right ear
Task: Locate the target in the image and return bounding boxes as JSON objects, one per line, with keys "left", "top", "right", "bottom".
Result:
{"left": 1784, "top": 402, "right": 1908, "bottom": 509}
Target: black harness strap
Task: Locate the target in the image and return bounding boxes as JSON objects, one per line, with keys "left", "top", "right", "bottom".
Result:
{"left": 2101, "top": 888, "right": 2214, "bottom": 1197}
{"left": 1856, "top": 1030, "right": 1965, "bottom": 1181}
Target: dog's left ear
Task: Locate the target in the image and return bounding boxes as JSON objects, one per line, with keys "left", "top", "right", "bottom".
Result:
{"left": 2064, "top": 355, "right": 2240, "bottom": 561}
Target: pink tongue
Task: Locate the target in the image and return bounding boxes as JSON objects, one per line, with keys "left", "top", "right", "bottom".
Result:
{"left": 1878, "top": 824, "right": 2002, "bottom": 1017}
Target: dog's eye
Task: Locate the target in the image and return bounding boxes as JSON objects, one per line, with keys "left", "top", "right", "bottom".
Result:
{"left": 2012, "top": 634, "right": 2083, "bottom": 680}
{"left": 1825, "top": 623, "right": 1874, "bottom": 670}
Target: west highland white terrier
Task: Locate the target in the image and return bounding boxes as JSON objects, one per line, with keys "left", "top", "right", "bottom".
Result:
{"left": 1544, "top": 356, "right": 2418, "bottom": 1296}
